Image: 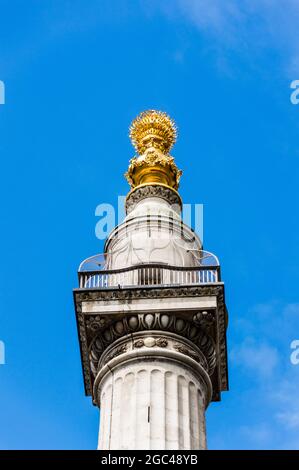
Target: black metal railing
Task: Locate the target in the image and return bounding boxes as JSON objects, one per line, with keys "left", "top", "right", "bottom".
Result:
{"left": 78, "top": 263, "right": 221, "bottom": 289}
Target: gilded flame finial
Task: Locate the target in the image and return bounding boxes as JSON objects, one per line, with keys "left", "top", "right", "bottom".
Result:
{"left": 125, "top": 110, "right": 182, "bottom": 191}
{"left": 129, "top": 110, "right": 177, "bottom": 155}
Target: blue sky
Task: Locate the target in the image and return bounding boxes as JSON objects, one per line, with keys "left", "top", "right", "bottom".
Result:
{"left": 0, "top": 0, "right": 299, "bottom": 449}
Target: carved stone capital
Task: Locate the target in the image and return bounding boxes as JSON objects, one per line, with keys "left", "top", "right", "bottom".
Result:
{"left": 97, "top": 331, "right": 210, "bottom": 374}
{"left": 73, "top": 283, "right": 228, "bottom": 401}
{"left": 89, "top": 313, "right": 216, "bottom": 380}
{"left": 93, "top": 330, "right": 213, "bottom": 409}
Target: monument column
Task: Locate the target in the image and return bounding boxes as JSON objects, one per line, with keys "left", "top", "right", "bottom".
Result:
{"left": 74, "top": 110, "right": 229, "bottom": 450}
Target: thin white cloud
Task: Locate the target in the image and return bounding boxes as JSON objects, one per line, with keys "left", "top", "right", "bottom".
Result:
{"left": 230, "top": 300, "right": 299, "bottom": 448}
{"left": 230, "top": 338, "right": 279, "bottom": 379}
{"left": 235, "top": 301, "right": 299, "bottom": 343}
{"left": 152, "top": 0, "right": 299, "bottom": 76}
{"left": 272, "top": 376, "right": 299, "bottom": 431}
{"left": 177, "top": 0, "right": 245, "bottom": 39}
{"left": 277, "top": 411, "right": 299, "bottom": 429}
{"left": 240, "top": 423, "right": 273, "bottom": 446}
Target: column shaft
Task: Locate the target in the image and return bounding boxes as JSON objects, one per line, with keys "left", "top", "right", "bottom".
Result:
{"left": 97, "top": 359, "right": 207, "bottom": 450}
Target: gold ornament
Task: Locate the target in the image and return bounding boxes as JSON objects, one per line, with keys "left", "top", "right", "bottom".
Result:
{"left": 125, "top": 110, "right": 182, "bottom": 190}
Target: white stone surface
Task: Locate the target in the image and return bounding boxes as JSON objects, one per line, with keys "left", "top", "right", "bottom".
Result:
{"left": 82, "top": 295, "right": 217, "bottom": 315}
{"left": 105, "top": 196, "right": 202, "bottom": 270}
{"left": 126, "top": 196, "right": 181, "bottom": 220}
{"left": 97, "top": 359, "right": 207, "bottom": 450}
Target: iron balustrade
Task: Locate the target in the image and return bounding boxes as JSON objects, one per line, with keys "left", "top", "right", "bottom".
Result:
{"left": 78, "top": 263, "right": 221, "bottom": 289}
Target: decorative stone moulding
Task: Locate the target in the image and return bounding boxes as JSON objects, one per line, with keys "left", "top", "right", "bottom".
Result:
{"left": 89, "top": 314, "right": 216, "bottom": 377}
{"left": 125, "top": 183, "right": 182, "bottom": 215}
{"left": 73, "top": 284, "right": 228, "bottom": 402}
{"left": 97, "top": 330, "right": 210, "bottom": 373}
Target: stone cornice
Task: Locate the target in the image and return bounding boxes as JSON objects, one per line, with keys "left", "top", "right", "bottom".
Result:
{"left": 74, "top": 284, "right": 224, "bottom": 303}
{"left": 73, "top": 283, "right": 228, "bottom": 402}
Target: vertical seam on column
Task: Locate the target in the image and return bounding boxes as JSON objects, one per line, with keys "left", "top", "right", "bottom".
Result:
{"left": 163, "top": 371, "right": 167, "bottom": 449}
{"left": 98, "top": 391, "right": 105, "bottom": 450}
{"left": 164, "top": 371, "right": 169, "bottom": 449}
{"left": 188, "top": 382, "right": 192, "bottom": 450}
{"left": 163, "top": 372, "right": 166, "bottom": 447}
{"left": 177, "top": 374, "right": 181, "bottom": 448}
{"left": 147, "top": 368, "right": 151, "bottom": 449}
{"left": 149, "top": 368, "right": 152, "bottom": 448}
{"left": 107, "top": 363, "right": 114, "bottom": 450}
{"left": 130, "top": 333, "right": 136, "bottom": 449}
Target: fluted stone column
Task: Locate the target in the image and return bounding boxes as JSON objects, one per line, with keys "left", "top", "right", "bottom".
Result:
{"left": 95, "top": 332, "right": 212, "bottom": 450}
